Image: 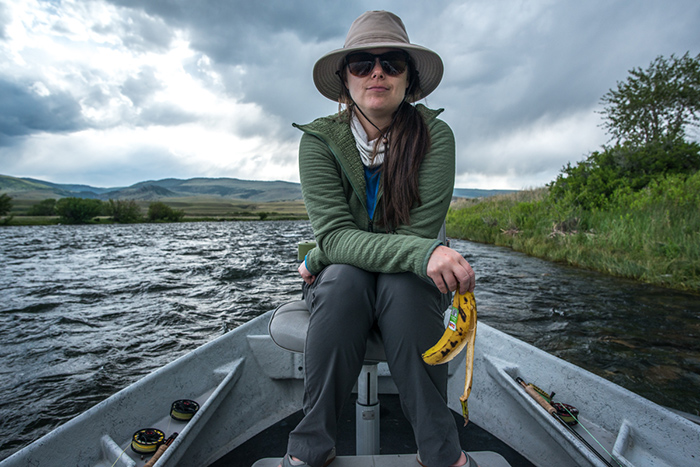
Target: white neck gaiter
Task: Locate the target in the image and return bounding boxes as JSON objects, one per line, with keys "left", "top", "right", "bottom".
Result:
{"left": 350, "top": 113, "right": 385, "bottom": 168}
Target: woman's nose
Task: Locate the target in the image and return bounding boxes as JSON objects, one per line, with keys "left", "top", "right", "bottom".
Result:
{"left": 370, "top": 58, "right": 384, "bottom": 77}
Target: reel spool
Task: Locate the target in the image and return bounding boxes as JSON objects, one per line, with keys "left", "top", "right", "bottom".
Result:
{"left": 131, "top": 428, "right": 165, "bottom": 454}
{"left": 170, "top": 399, "right": 200, "bottom": 422}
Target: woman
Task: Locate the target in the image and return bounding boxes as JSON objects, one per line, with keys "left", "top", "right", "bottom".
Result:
{"left": 283, "top": 11, "right": 476, "bottom": 467}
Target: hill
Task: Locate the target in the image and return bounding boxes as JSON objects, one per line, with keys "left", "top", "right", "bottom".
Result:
{"left": 1, "top": 174, "right": 515, "bottom": 203}
{"left": 452, "top": 188, "right": 518, "bottom": 199}
{"left": 0, "top": 175, "right": 303, "bottom": 203}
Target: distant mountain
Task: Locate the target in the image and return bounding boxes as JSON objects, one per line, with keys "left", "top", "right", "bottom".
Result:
{"left": 1, "top": 174, "right": 515, "bottom": 203}
{"left": 452, "top": 188, "right": 518, "bottom": 198}
{"left": 0, "top": 175, "right": 303, "bottom": 202}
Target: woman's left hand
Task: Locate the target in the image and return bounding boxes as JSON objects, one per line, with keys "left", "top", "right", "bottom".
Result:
{"left": 426, "top": 245, "right": 475, "bottom": 294}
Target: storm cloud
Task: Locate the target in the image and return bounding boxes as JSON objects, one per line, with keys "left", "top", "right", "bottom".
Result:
{"left": 1, "top": 0, "right": 699, "bottom": 188}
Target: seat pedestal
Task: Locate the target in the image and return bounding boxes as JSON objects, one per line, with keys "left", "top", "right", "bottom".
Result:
{"left": 355, "top": 363, "right": 380, "bottom": 455}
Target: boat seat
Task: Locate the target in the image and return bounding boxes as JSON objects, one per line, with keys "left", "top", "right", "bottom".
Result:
{"left": 268, "top": 299, "right": 387, "bottom": 361}
{"left": 269, "top": 299, "right": 386, "bottom": 455}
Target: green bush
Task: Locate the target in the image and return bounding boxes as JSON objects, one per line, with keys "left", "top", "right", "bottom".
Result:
{"left": 0, "top": 193, "right": 13, "bottom": 225}
{"left": 107, "top": 199, "right": 143, "bottom": 223}
{"left": 55, "top": 197, "right": 104, "bottom": 224}
{"left": 549, "top": 140, "right": 700, "bottom": 210}
{"left": 148, "top": 202, "right": 184, "bottom": 222}
{"left": 0, "top": 193, "right": 12, "bottom": 216}
{"left": 27, "top": 199, "right": 57, "bottom": 216}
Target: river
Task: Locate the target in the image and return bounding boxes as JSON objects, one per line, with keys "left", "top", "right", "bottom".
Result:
{"left": 0, "top": 221, "right": 698, "bottom": 461}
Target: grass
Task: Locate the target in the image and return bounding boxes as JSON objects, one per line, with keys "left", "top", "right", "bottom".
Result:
{"left": 2, "top": 197, "right": 309, "bottom": 226}
{"left": 447, "top": 174, "right": 700, "bottom": 293}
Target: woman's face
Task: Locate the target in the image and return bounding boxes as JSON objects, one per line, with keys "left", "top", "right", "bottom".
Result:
{"left": 344, "top": 48, "right": 409, "bottom": 120}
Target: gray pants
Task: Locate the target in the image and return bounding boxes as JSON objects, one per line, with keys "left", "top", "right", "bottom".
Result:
{"left": 287, "top": 264, "right": 462, "bottom": 467}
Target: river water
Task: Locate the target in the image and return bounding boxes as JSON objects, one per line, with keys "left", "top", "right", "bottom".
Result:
{"left": 1, "top": 221, "right": 698, "bottom": 461}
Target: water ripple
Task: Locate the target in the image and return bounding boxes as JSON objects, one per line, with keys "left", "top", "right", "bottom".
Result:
{"left": 0, "top": 222, "right": 698, "bottom": 461}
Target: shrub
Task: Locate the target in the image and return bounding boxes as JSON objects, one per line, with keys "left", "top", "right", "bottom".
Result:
{"left": 108, "top": 199, "right": 143, "bottom": 223}
{"left": 55, "top": 197, "right": 104, "bottom": 224}
{"left": 148, "top": 202, "right": 184, "bottom": 222}
{"left": 0, "top": 193, "right": 12, "bottom": 216}
{"left": 27, "top": 199, "right": 57, "bottom": 216}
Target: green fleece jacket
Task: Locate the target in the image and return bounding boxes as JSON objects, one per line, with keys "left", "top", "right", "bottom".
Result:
{"left": 294, "top": 104, "right": 455, "bottom": 280}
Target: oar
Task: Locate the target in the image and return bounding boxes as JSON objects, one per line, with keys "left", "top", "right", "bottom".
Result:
{"left": 516, "top": 377, "right": 615, "bottom": 467}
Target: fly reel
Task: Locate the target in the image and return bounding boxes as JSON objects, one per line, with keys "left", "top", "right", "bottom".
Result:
{"left": 131, "top": 428, "right": 165, "bottom": 454}
{"left": 170, "top": 399, "right": 200, "bottom": 422}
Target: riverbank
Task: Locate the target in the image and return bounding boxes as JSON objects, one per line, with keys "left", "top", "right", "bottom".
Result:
{"left": 0, "top": 198, "right": 309, "bottom": 226}
{"left": 446, "top": 177, "right": 700, "bottom": 293}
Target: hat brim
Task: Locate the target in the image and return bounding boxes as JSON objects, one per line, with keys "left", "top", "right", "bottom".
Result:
{"left": 313, "top": 43, "right": 444, "bottom": 103}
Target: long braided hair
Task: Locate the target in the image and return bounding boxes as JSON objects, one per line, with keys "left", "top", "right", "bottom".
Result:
{"left": 338, "top": 57, "right": 431, "bottom": 230}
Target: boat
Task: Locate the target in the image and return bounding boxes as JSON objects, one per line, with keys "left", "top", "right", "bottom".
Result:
{"left": 1, "top": 299, "right": 698, "bottom": 467}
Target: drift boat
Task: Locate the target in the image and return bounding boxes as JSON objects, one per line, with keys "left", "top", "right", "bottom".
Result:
{"left": 1, "top": 300, "right": 698, "bottom": 467}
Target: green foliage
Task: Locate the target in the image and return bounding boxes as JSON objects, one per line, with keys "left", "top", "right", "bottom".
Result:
{"left": 0, "top": 193, "right": 13, "bottom": 225}
{"left": 0, "top": 193, "right": 12, "bottom": 216}
{"left": 448, "top": 173, "right": 700, "bottom": 292}
{"left": 600, "top": 52, "right": 700, "bottom": 146}
{"left": 55, "top": 197, "right": 104, "bottom": 224}
{"left": 107, "top": 199, "right": 143, "bottom": 223}
{"left": 27, "top": 199, "right": 57, "bottom": 216}
{"left": 148, "top": 202, "right": 184, "bottom": 222}
{"left": 549, "top": 140, "right": 700, "bottom": 210}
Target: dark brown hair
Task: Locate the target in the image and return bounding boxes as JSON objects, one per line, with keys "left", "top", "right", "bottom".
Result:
{"left": 339, "top": 57, "right": 431, "bottom": 230}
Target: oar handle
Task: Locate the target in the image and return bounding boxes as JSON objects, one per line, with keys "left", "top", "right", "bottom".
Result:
{"left": 517, "top": 377, "right": 556, "bottom": 415}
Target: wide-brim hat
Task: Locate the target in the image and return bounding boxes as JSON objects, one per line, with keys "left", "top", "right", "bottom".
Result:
{"left": 313, "top": 10, "right": 444, "bottom": 103}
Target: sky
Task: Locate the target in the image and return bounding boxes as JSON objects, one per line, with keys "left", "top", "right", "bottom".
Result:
{"left": 1, "top": 0, "right": 699, "bottom": 190}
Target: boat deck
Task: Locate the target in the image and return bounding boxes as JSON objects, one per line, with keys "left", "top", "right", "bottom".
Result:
{"left": 252, "top": 451, "right": 510, "bottom": 467}
{"left": 211, "top": 394, "right": 533, "bottom": 467}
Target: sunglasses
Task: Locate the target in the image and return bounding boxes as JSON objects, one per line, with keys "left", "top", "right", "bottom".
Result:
{"left": 344, "top": 51, "right": 410, "bottom": 77}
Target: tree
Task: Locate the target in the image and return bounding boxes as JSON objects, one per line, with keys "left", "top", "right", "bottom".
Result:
{"left": 600, "top": 52, "right": 700, "bottom": 146}
{"left": 107, "top": 199, "right": 143, "bottom": 223}
{"left": 0, "top": 193, "right": 12, "bottom": 216}
{"left": 28, "top": 199, "right": 57, "bottom": 216}
{"left": 55, "top": 197, "right": 104, "bottom": 224}
{"left": 148, "top": 202, "right": 184, "bottom": 222}
{"left": 0, "top": 193, "right": 13, "bottom": 225}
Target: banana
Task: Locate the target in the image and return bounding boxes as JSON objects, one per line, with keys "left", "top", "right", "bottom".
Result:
{"left": 421, "top": 290, "right": 477, "bottom": 426}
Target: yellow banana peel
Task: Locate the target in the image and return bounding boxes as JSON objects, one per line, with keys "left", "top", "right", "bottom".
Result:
{"left": 421, "top": 290, "right": 477, "bottom": 426}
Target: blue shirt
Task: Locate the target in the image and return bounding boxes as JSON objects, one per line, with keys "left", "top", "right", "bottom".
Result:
{"left": 364, "top": 165, "right": 381, "bottom": 221}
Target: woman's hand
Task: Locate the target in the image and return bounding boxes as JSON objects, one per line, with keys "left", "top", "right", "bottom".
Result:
{"left": 298, "top": 261, "right": 316, "bottom": 285}
{"left": 427, "top": 245, "right": 475, "bottom": 294}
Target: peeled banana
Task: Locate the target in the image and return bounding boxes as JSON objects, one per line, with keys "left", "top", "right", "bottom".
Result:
{"left": 421, "top": 290, "right": 477, "bottom": 425}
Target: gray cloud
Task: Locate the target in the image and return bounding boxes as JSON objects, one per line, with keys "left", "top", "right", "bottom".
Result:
{"left": 91, "top": 6, "right": 174, "bottom": 53}
{"left": 120, "top": 67, "right": 162, "bottom": 108}
{"left": 1, "top": 0, "right": 699, "bottom": 188}
{"left": 0, "top": 79, "right": 86, "bottom": 144}
{"left": 0, "top": 1, "right": 9, "bottom": 40}
{"left": 107, "top": 0, "right": 348, "bottom": 62}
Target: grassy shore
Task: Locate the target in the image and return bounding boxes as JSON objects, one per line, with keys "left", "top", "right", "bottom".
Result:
{"left": 447, "top": 173, "right": 700, "bottom": 293}
{"left": 2, "top": 198, "right": 309, "bottom": 226}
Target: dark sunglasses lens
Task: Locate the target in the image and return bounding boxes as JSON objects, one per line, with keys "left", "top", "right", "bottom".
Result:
{"left": 347, "top": 55, "right": 374, "bottom": 77}
{"left": 380, "top": 54, "right": 407, "bottom": 75}
{"left": 346, "top": 52, "right": 407, "bottom": 77}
